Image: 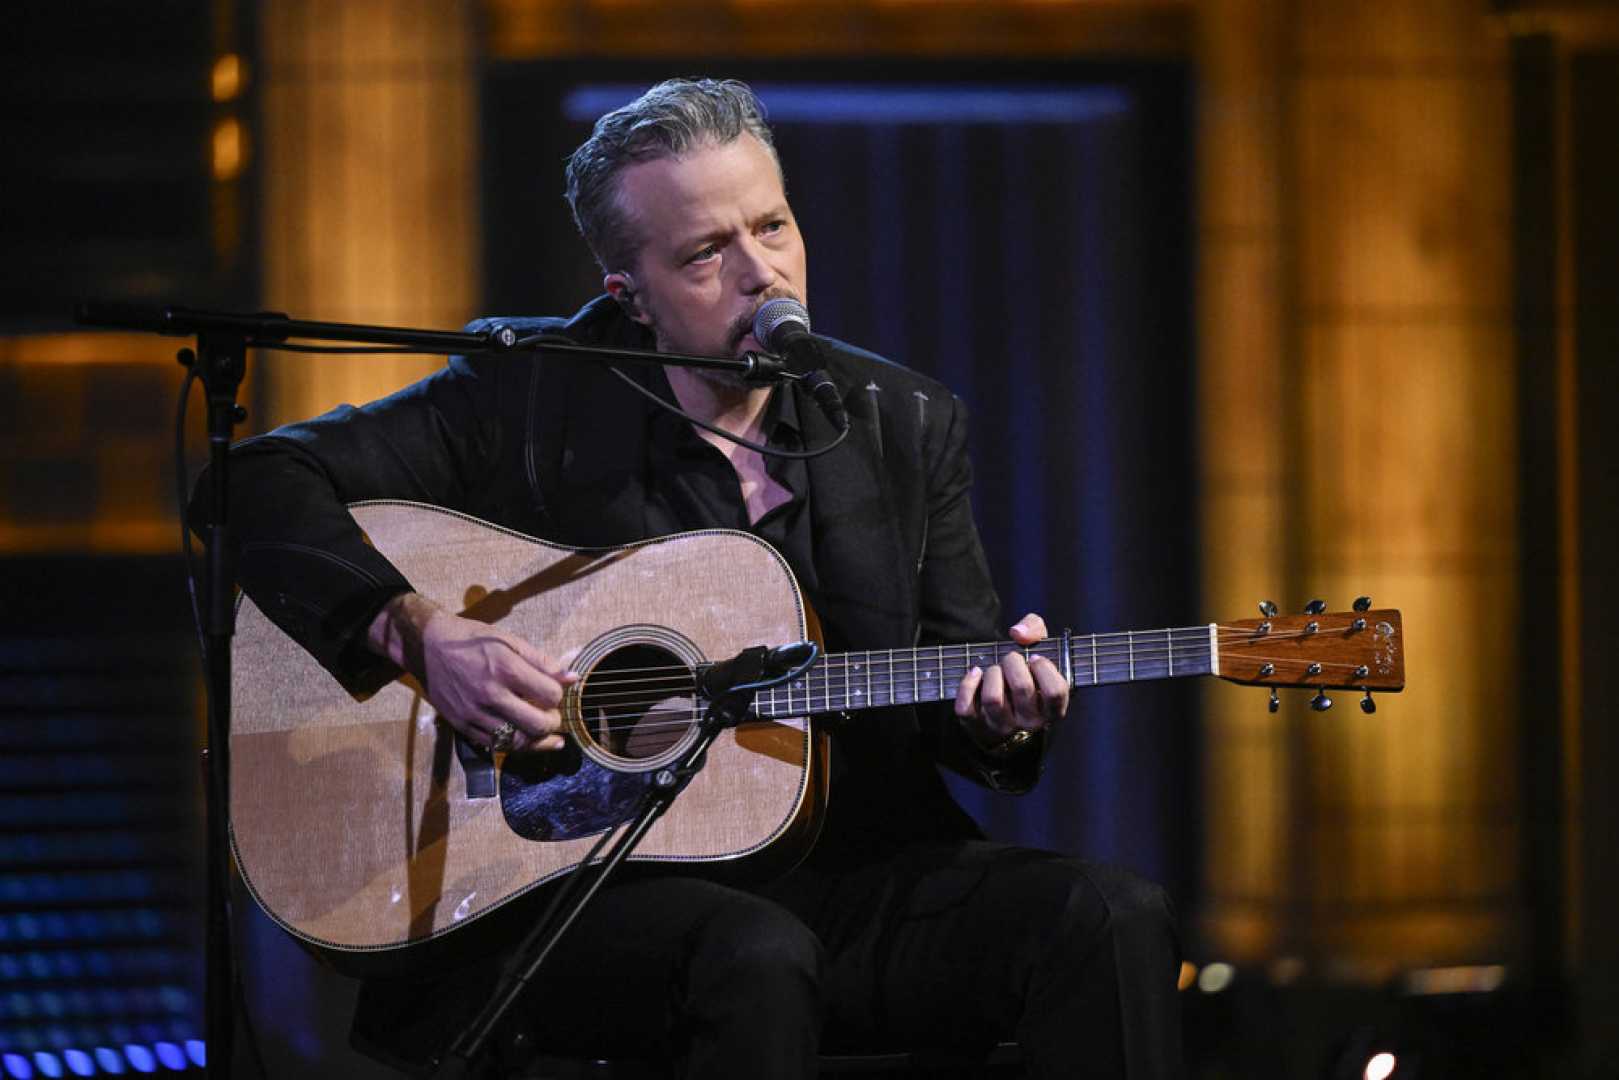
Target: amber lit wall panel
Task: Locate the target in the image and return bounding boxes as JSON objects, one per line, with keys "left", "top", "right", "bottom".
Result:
{"left": 0, "top": 335, "right": 205, "bottom": 555}
{"left": 1291, "top": 0, "right": 1518, "bottom": 967}
{"left": 256, "top": 0, "right": 479, "bottom": 429}
{"left": 1197, "top": 0, "right": 1521, "bottom": 974}
{"left": 1195, "top": 0, "right": 1290, "bottom": 953}
{"left": 483, "top": 0, "right": 1189, "bottom": 59}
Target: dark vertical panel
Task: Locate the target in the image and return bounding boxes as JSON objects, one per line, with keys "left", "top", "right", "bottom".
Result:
{"left": 1509, "top": 31, "right": 1567, "bottom": 1033}
{"left": 1571, "top": 47, "right": 1619, "bottom": 1078}
{"left": 929, "top": 126, "right": 973, "bottom": 396}
{"left": 0, "top": 1, "right": 257, "bottom": 331}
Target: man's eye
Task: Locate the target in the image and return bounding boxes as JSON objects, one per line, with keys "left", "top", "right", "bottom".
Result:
{"left": 760, "top": 219, "right": 786, "bottom": 235}
{"left": 687, "top": 245, "right": 718, "bottom": 264}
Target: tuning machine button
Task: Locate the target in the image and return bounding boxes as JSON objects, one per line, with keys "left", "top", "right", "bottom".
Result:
{"left": 1311, "top": 690, "right": 1333, "bottom": 712}
{"left": 1360, "top": 691, "right": 1377, "bottom": 714}
{"left": 1354, "top": 596, "right": 1372, "bottom": 612}
{"left": 1259, "top": 600, "right": 1279, "bottom": 618}
{"left": 1268, "top": 688, "right": 1279, "bottom": 714}
{"left": 1304, "top": 599, "right": 1327, "bottom": 615}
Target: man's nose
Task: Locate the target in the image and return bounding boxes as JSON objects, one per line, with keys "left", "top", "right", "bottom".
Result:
{"left": 731, "top": 235, "right": 777, "bottom": 293}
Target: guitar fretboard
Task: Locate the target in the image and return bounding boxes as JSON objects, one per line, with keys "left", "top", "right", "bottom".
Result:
{"left": 753, "top": 626, "right": 1215, "bottom": 718}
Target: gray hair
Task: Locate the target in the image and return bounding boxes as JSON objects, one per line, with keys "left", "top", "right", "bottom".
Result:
{"left": 564, "top": 78, "right": 781, "bottom": 273}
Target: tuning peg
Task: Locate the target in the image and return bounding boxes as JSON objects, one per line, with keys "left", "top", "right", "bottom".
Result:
{"left": 1268, "top": 688, "right": 1279, "bottom": 714}
{"left": 1360, "top": 691, "right": 1376, "bottom": 714}
{"left": 1310, "top": 690, "right": 1333, "bottom": 712}
{"left": 1259, "top": 600, "right": 1279, "bottom": 618}
{"left": 1354, "top": 596, "right": 1372, "bottom": 612}
{"left": 1304, "top": 599, "right": 1327, "bottom": 615}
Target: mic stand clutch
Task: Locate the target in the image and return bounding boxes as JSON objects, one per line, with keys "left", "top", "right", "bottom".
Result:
{"left": 429, "top": 642, "right": 819, "bottom": 1080}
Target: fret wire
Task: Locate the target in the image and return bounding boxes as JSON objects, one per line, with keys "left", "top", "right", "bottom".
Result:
{"left": 811, "top": 630, "right": 1219, "bottom": 709}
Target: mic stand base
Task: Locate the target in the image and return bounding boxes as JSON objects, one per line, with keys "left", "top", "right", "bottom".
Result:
{"left": 430, "top": 690, "right": 758, "bottom": 1080}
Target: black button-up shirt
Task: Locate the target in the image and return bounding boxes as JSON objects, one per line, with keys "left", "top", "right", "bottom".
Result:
{"left": 645, "top": 381, "right": 837, "bottom": 650}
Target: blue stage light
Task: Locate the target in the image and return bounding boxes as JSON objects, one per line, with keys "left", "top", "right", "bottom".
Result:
{"left": 60, "top": 1050, "right": 92, "bottom": 1077}
{"left": 120, "top": 1046, "right": 154, "bottom": 1074}
{"left": 93, "top": 1048, "right": 125, "bottom": 1074}
{"left": 3, "top": 1052, "right": 35, "bottom": 1079}
{"left": 152, "top": 1045, "right": 183, "bottom": 1072}
{"left": 182, "top": 1042, "right": 203, "bottom": 1068}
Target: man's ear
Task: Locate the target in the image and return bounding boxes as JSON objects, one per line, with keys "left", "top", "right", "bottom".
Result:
{"left": 603, "top": 271, "right": 648, "bottom": 324}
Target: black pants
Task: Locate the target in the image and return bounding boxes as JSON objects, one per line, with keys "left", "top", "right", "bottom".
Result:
{"left": 488, "top": 841, "right": 1184, "bottom": 1079}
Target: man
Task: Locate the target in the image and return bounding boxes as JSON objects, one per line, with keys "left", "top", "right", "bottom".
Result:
{"left": 212, "top": 78, "right": 1182, "bottom": 1077}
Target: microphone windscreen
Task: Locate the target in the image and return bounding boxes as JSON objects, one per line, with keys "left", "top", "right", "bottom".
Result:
{"left": 752, "top": 297, "right": 811, "bottom": 352}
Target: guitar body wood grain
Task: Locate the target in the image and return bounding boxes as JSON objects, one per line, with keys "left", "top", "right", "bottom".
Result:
{"left": 229, "top": 501, "right": 824, "bottom": 968}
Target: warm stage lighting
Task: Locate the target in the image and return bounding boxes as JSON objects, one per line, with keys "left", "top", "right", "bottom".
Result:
{"left": 1402, "top": 964, "right": 1506, "bottom": 996}
{"left": 1197, "top": 961, "right": 1235, "bottom": 993}
{"left": 212, "top": 117, "right": 244, "bottom": 181}
{"left": 212, "top": 53, "right": 243, "bottom": 101}
{"left": 1364, "top": 1052, "right": 1397, "bottom": 1080}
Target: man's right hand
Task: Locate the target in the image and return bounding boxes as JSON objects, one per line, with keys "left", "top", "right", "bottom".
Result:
{"left": 367, "top": 592, "right": 578, "bottom": 752}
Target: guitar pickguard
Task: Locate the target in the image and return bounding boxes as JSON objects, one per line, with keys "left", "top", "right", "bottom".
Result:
{"left": 498, "top": 745, "right": 652, "bottom": 841}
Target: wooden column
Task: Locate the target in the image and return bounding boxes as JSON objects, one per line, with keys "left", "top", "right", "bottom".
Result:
{"left": 256, "top": 0, "right": 480, "bottom": 428}
{"left": 1198, "top": 0, "right": 1521, "bottom": 976}
{"left": 1193, "top": 0, "right": 1293, "bottom": 961}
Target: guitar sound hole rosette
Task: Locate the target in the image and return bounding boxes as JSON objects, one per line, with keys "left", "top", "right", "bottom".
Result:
{"left": 566, "top": 625, "right": 704, "bottom": 774}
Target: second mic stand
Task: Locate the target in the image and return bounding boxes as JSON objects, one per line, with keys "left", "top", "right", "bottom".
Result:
{"left": 430, "top": 643, "right": 818, "bottom": 1080}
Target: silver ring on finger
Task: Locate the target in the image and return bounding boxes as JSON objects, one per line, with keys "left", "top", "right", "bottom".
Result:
{"left": 491, "top": 721, "right": 517, "bottom": 753}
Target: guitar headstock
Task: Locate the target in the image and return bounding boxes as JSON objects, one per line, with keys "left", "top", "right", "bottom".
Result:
{"left": 1216, "top": 604, "right": 1405, "bottom": 698}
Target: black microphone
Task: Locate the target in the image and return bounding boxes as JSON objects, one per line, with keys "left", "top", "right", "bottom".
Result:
{"left": 698, "top": 641, "right": 818, "bottom": 700}
{"left": 752, "top": 298, "right": 849, "bottom": 432}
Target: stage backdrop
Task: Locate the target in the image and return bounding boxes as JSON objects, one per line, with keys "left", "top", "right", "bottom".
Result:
{"left": 483, "top": 65, "right": 1199, "bottom": 897}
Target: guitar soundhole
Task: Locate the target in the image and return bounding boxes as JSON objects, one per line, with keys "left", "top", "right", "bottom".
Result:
{"left": 576, "top": 643, "right": 697, "bottom": 763}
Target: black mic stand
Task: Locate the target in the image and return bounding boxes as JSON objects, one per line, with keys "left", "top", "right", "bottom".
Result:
{"left": 191, "top": 333, "right": 246, "bottom": 1080}
{"left": 71, "top": 301, "right": 804, "bottom": 1080}
{"left": 429, "top": 643, "right": 818, "bottom": 1080}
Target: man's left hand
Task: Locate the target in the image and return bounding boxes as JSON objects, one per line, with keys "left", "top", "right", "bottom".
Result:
{"left": 953, "top": 613, "right": 1070, "bottom": 752}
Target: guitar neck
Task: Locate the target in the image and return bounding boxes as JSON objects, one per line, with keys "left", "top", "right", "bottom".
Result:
{"left": 752, "top": 625, "right": 1216, "bottom": 719}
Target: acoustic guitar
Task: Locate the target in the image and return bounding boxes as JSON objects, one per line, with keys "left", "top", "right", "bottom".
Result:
{"left": 230, "top": 500, "right": 1404, "bottom": 971}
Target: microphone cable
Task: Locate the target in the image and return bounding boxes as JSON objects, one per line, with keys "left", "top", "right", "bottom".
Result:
{"left": 607, "top": 365, "right": 851, "bottom": 460}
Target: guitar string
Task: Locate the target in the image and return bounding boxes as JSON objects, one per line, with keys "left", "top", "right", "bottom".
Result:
{"left": 555, "top": 623, "right": 1360, "bottom": 687}
{"left": 565, "top": 654, "right": 1381, "bottom": 732}
{"left": 565, "top": 630, "right": 1367, "bottom": 699}
{"left": 569, "top": 647, "right": 1366, "bottom": 705}
{"left": 548, "top": 622, "right": 1357, "bottom": 679}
